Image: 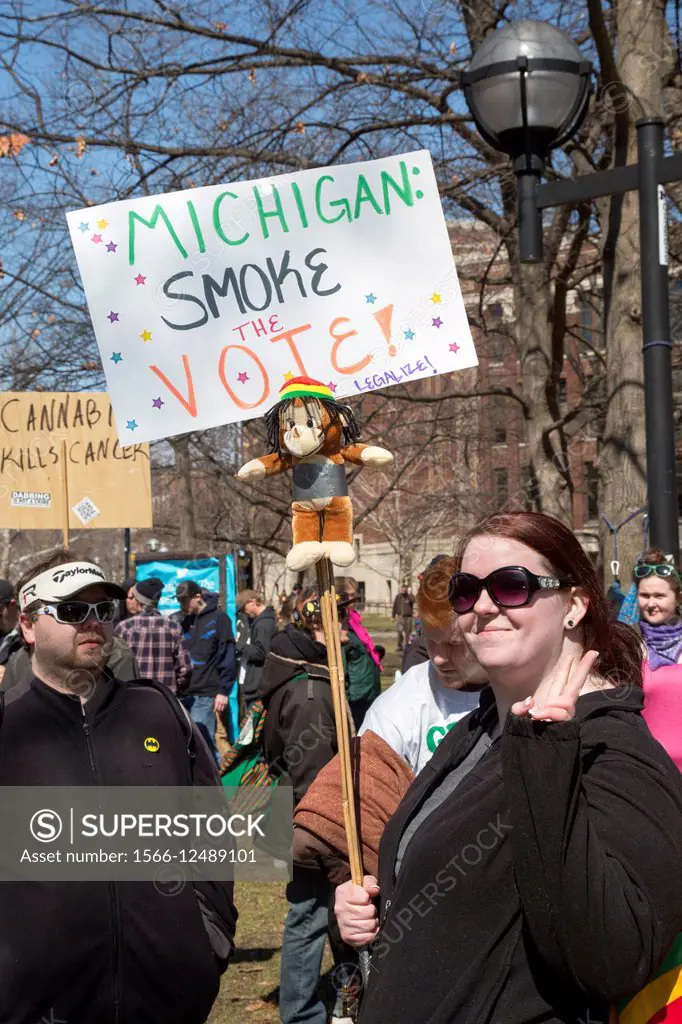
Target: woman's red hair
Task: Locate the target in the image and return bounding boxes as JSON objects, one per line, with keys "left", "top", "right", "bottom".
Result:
{"left": 455, "top": 511, "right": 642, "bottom": 687}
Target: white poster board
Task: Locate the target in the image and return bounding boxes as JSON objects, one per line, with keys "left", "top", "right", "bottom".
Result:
{"left": 67, "top": 151, "right": 477, "bottom": 444}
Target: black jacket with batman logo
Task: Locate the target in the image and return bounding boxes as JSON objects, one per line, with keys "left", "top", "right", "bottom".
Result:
{"left": 0, "top": 674, "right": 237, "bottom": 1024}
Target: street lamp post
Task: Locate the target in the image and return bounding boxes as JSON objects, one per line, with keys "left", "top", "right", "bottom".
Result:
{"left": 462, "top": 20, "right": 682, "bottom": 560}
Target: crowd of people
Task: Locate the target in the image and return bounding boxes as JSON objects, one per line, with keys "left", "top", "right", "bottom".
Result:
{"left": 1, "top": 514, "right": 682, "bottom": 1024}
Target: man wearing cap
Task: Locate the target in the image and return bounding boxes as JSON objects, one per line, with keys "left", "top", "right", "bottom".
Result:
{"left": 176, "top": 581, "right": 237, "bottom": 765}
{"left": 115, "top": 577, "right": 191, "bottom": 693}
{"left": 0, "top": 579, "right": 20, "bottom": 683}
{"left": 3, "top": 550, "right": 237, "bottom": 1023}
{"left": 236, "top": 589, "right": 277, "bottom": 712}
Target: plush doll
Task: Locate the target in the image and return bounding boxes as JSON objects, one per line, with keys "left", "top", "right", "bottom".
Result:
{"left": 237, "top": 377, "right": 393, "bottom": 571}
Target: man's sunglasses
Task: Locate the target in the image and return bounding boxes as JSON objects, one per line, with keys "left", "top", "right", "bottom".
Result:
{"left": 35, "top": 600, "right": 117, "bottom": 625}
{"left": 448, "top": 566, "right": 574, "bottom": 614}
{"left": 634, "top": 563, "right": 680, "bottom": 581}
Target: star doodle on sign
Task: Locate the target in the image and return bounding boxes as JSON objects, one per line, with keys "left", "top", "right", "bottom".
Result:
{"left": 110, "top": 352, "right": 123, "bottom": 364}
{"left": 328, "top": 381, "right": 338, "bottom": 393}
{"left": 106, "top": 240, "right": 117, "bottom": 253}
{"left": 107, "top": 311, "right": 119, "bottom": 323}
{"left": 152, "top": 397, "right": 164, "bottom": 409}
{"left": 140, "top": 329, "right": 152, "bottom": 342}
{"left": 237, "top": 371, "right": 249, "bottom": 384}
{"left": 432, "top": 317, "right": 443, "bottom": 329}
{"left": 449, "top": 342, "right": 460, "bottom": 354}
{"left": 97, "top": 218, "right": 108, "bottom": 230}
{"left": 284, "top": 370, "right": 295, "bottom": 382}
{"left": 78, "top": 222, "right": 89, "bottom": 233}
{"left": 126, "top": 419, "right": 138, "bottom": 432}
{"left": 404, "top": 328, "right": 415, "bottom": 340}
{"left": 91, "top": 234, "right": 103, "bottom": 244}
{"left": 431, "top": 292, "right": 442, "bottom": 304}
{"left": 134, "top": 273, "right": 146, "bottom": 285}
{"left": 365, "top": 293, "right": 377, "bottom": 304}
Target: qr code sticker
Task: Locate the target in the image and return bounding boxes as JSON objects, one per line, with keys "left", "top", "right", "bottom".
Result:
{"left": 72, "top": 497, "right": 101, "bottom": 525}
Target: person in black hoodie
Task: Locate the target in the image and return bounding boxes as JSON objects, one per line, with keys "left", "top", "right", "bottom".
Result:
{"left": 336, "top": 512, "right": 682, "bottom": 1024}
{"left": 176, "top": 581, "right": 237, "bottom": 766}
{"left": 236, "top": 589, "right": 277, "bottom": 713}
{"left": 260, "top": 587, "right": 353, "bottom": 1024}
{"left": 5, "top": 550, "right": 237, "bottom": 1024}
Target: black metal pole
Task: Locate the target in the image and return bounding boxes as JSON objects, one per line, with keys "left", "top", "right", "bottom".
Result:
{"left": 515, "top": 155, "right": 544, "bottom": 263}
{"left": 123, "top": 528, "right": 131, "bottom": 580}
{"left": 637, "top": 117, "right": 679, "bottom": 560}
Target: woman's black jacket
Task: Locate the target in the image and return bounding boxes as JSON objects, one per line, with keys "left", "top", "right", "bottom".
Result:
{"left": 359, "top": 686, "right": 682, "bottom": 1024}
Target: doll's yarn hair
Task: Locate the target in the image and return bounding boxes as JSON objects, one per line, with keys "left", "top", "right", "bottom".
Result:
{"left": 264, "top": 396, "right": 361, "bottom": 456}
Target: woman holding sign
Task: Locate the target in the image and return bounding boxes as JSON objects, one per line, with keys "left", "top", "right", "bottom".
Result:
{"left": 335, "top": 511, "right": 682, "bottom": 1024}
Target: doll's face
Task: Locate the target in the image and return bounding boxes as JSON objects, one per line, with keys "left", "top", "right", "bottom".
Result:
{"left": 281, "top": 400, "right": 326, "bottom": 457}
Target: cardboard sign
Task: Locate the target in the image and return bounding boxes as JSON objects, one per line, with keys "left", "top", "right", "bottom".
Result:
{"left": 67, "top": 150, "right": 477, "bottom": 445}
{"left": 0, "top": 392, "right": 152, "bottom": 529}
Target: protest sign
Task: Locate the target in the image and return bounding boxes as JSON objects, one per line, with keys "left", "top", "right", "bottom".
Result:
{"left": 67, "top": 150, "right": 477, "bottom": 445}
{"left": 0, "top": 392, "right": 152, "bottom": 530}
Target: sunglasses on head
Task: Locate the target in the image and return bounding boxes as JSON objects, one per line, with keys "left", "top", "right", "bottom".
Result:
{"left": 448, "top": 566, "right": 575, "bottom": 614}
{"left": 35, "top": 600, "right": 117, "bottom": 625}
{"left": 634, "top": 563, "right": 679, "bottom": 581}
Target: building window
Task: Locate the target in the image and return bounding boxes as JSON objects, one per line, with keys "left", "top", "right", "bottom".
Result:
{"left": 580, "top": 298, "right": 595, "bottom": 344}
{"left": 584, "top": 461, "right": 599, "bottom": 521}
{"left": 489, "top": 334, "right": 505, "bottom": 363}
{"left": 493, "top": 468, "right": 509, "bottom": 508}
{"left": 558, "top": 378, "right": 568, "bottom": 411}
{"left": 355, "top": 581, "right": 366, "bottom": 609}
{"left": 491, "top": 403, "right": 507, "bottom": 445}
{"left": 522, "top": 464, "right": 540, "bottom": 511}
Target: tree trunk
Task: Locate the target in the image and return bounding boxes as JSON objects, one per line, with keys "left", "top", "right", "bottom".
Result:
{"left": 517, "top": 262, "right": 572, "bottom": 522}
{"left": 599, "top": 0, "right": 666, "bottom": 579}
{"left": 170, "top": 435, "right": 197, "bottom": 553}
{"left": 0, "top": 530, "right": 12, "bottom": 580}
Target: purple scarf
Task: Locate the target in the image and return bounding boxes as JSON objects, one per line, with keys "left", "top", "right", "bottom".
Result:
{"left": 641, "top": 619, "right": 682, "bottom": 670}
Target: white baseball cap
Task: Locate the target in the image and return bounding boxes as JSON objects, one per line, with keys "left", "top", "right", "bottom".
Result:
{"left": 18, "top": 561, "right": 126, "bottom": 612}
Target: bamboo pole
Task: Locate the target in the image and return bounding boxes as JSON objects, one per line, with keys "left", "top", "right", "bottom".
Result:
{"left": 315, "top": 556, "right": 363, "bottom": 885}
{"left": 60, "top": 441, "right": 70, "bottom": 549}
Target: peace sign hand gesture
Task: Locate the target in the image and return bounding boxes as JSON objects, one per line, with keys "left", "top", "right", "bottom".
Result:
{"left": 511, "top": 650, "right": 600, "bottom": 723}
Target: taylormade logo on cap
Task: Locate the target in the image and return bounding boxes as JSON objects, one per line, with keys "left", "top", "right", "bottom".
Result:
{"left": 18, "top": 562, "right": 118, "bottom": 612}
{"left": 52, "top": 566, "right": 105, "bottom": 585}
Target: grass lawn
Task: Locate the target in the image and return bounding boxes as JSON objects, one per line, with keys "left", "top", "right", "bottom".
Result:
{"left": 207, "top": 881, "right": 335, "bottom": 1024}
{"left": 358, "top": 614, "right": 393, "bottom": 633}
{"left": 207, "top": 882, "right": 285, "bottom": 1024}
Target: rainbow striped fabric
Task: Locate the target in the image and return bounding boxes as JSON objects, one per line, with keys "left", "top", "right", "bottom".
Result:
{"left": 278, "top": 376, "right": 335, "bottom": 403}
{"left": 617, "top": 934, "right": 682, "bottom": 1023}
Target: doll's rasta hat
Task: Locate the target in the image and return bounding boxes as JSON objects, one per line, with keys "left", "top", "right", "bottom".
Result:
{"left": 265, "top": 376, "right": 360, "bottom": 454}
{"left": 278, "top": 377, "right": 336, "bottom": 403}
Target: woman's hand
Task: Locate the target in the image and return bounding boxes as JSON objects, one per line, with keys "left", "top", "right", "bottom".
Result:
{"left": 335, "top": 875, "right": 381, "bottom": 947}
{"left": 511, "top": 650, "right": 600, "bottom": 722}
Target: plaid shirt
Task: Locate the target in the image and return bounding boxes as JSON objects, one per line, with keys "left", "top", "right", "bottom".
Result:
{"left": 115, "top": 608, "right": 192, "bottom": 692}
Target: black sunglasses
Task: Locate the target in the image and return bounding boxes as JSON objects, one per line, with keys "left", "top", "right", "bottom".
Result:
{"left": 448, "top": 566, "right": 575, "bottom": 614}
{"left": 35, "top": 600, "right": 117, "bottom": 625}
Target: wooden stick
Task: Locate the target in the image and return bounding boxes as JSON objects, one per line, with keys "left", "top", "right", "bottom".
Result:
{"left": 60, "top": 440, "right": 70, "bottom": 549}
{"left": 315, "top": 556, "right": 364, "bottom": 885}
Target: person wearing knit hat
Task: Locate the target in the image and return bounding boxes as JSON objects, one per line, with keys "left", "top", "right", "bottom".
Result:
{"left": 132, "top": 578, "right": 164, "bottom": 607}
{"left": 115, "top": 577, "right": 191, "bottom": 693}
